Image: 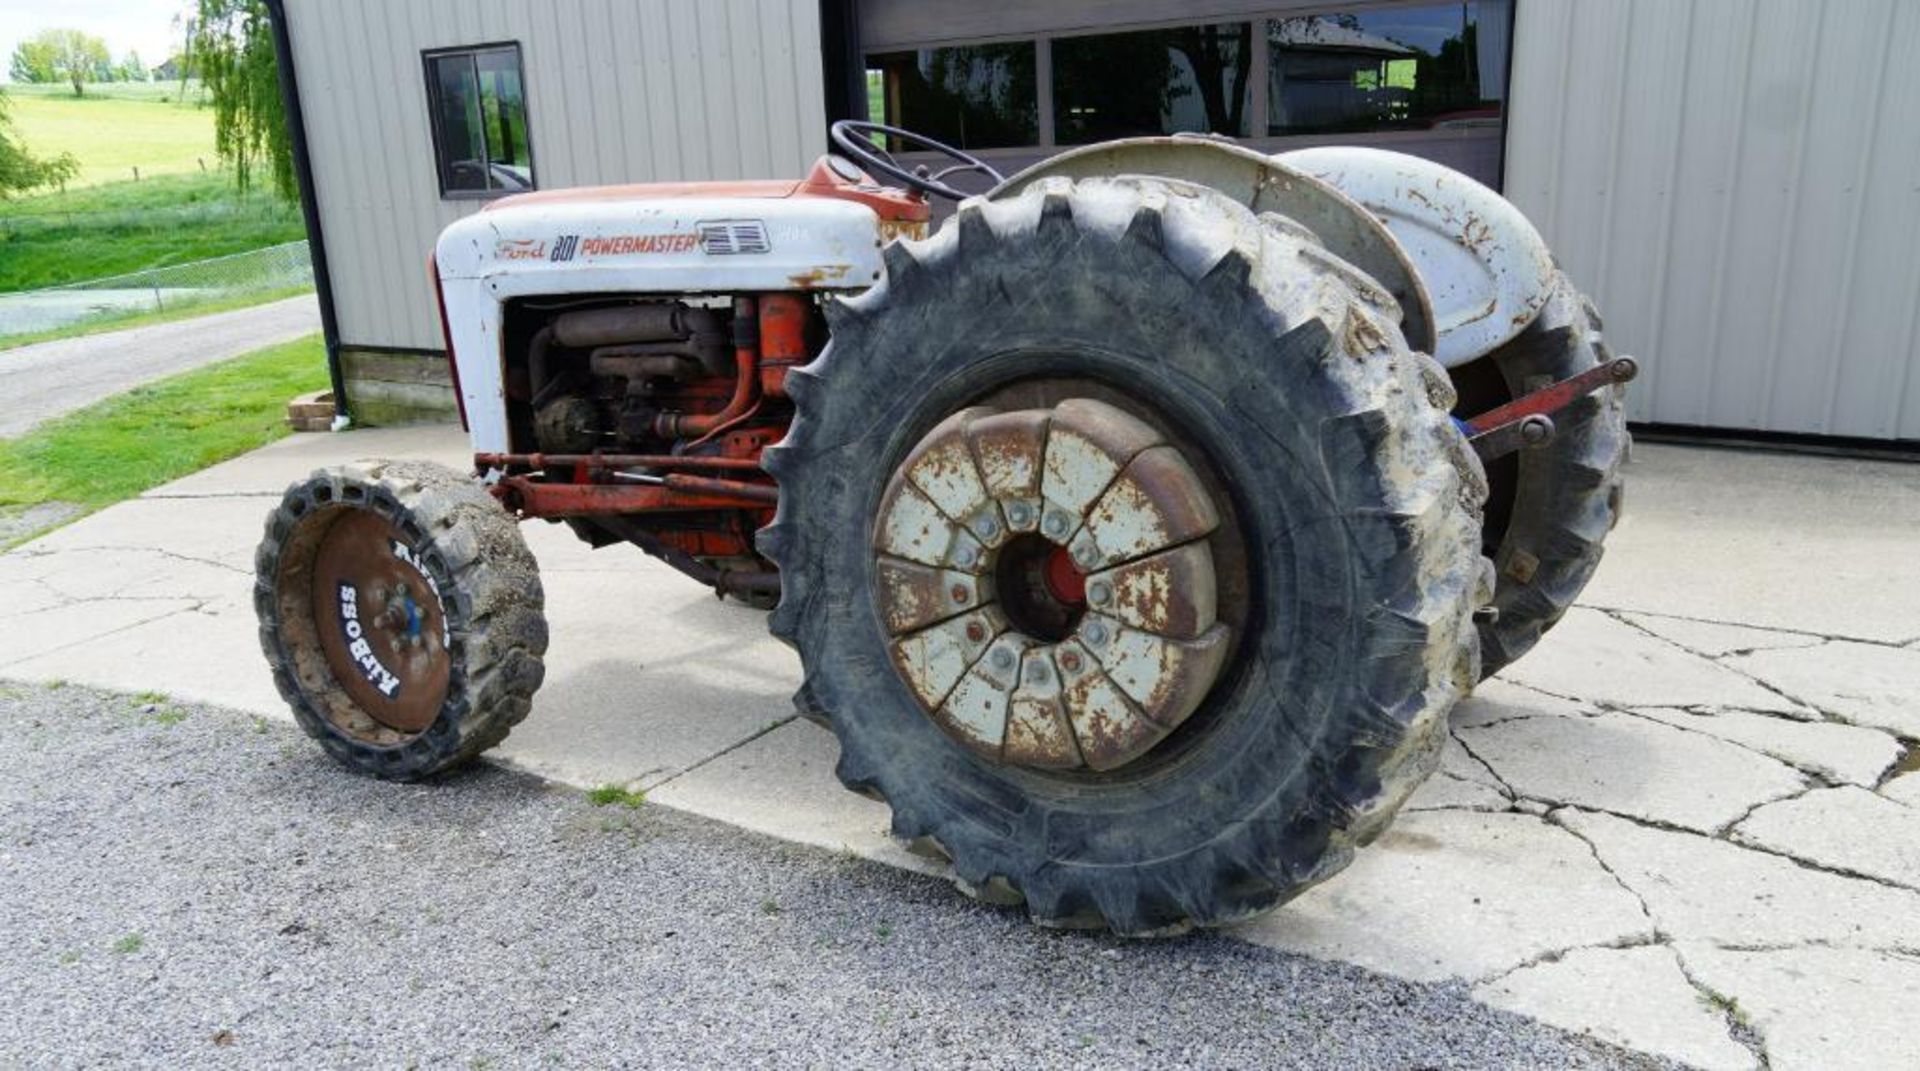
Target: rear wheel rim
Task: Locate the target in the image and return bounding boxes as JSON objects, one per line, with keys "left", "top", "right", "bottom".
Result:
{"left": 309, "top": 511, "right": 451, "bottom": 734}
{"left": 871, "top": 395, "right": 1235, "bottom": 773}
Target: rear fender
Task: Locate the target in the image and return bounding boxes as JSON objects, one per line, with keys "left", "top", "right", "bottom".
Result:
{"left": 989, "top": 136, "right": 1437, "bottom": 355}
{"left": 1276, "top": 146, "right": 1555, "bottom": 368}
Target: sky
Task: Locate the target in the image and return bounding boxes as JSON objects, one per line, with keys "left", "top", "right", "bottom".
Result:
{"left": 0, "top": 0, "right": 192, "bottom": 80}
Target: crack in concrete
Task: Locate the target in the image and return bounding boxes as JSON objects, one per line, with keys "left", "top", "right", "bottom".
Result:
{"left": 1601, "top": 608, "right": 1827, "bottom": 719}
{"left": 0, "top": 602, "right": 206, "bottom": 671}
{"left": 1588, "top": 601, "right": 1908, "bottom": 652}
{"left": 1564, "top": 798, "right": 1920, "bottom": 897}
{"left": 1720, "top": 828, "right": 1920, "bottom": 897}
{"left": 1715, "top": 782, "right": 1819, "bottom": 838}
{"left": 1447, "top": 727, "right": 1517, "bottom": 801}
{"left": 8, "top": 544, "right": 251, "bottom": 577}
{"left": 1546, "top": 809, "right": 1660, "bottom": 948}
{"left": 640, "top": 713, "right": 801, "bottom": 792}
{"left": 1611, "top": 707, "right": 1856, "bottom": 790}
{"left": 1669, "top": 943, "right": 1772, "bottom": 1069}
{"left": 1472, "top": 931, "right": 1665, "bottom": 987}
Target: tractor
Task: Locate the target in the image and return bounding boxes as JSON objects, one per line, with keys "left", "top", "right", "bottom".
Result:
{"left": 255, "top": 123, "right": 1634, "bottom": 935}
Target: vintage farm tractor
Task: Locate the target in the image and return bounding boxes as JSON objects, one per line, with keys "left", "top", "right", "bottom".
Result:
{"left": 256, "top": 123, "right": 1634, "bottom": 934}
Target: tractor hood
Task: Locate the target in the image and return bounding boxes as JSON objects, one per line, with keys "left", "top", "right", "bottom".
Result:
{"left": 434, "top": 187, "right": 887, "bottom": 295}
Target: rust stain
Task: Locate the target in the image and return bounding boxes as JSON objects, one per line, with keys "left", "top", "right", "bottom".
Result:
{"left": 787, "top": 263, "right": 854, "bottom": 288}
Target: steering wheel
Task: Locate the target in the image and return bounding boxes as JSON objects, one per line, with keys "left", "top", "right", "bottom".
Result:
{"left": 830, "top": 120, "right": 1005, "bottom": 201}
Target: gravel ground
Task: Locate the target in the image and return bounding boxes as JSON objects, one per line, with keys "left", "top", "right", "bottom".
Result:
{"left": 0, "top": 682, "right": 1665, "bottom": 1070}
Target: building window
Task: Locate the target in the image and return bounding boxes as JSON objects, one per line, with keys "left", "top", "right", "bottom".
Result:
{"left": 1268, "top": 5, "right": 1504, "bottom": 136}
{"left": 423, "top": 43, "right": 534, "bottom": 199}
{"left": 866, "top": 43, "right": 1039, "bottom": 150}
{"left": 1051, "top": 24, "right": 1253, "bottom": 145}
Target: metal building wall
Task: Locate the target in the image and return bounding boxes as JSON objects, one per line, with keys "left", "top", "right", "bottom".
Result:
{"left": 1504, "top": 0, "right": 1920, "bottom": 441}
{"left": 283, "top": 0, "right": 828, "bottom": 356}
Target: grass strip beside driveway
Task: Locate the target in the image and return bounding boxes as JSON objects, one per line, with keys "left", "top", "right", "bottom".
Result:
{"left": 0, "top": 333, "right": 326, "bottom": 547}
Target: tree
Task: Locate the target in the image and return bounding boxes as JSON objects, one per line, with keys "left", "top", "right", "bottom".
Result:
{"left": 188, "top": 0, "right": 294, "bottom": 199}
{"left": 16, "top": 29, "right": 115, "bottom": 96}
{"left": 0, "top": 87, "right": 80, "bottom": 198}
{"left": 119, "top": 50, "right": 147, "bottom": 83}
{"left": 8, "top": 38, "right": 58, "bottom": 84}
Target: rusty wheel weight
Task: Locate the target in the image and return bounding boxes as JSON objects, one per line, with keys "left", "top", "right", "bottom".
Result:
{"left": 873, "top": 398, "right": 1230, "bottom": 772}
{"left": 309, "top": 511, "right": 452, "bottom": 734}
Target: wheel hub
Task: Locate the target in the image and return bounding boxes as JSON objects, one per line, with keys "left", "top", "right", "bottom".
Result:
{"left": 310, "top": 511, "right": 451, "bottom": 734}
{"left": 872, "top": 398, "right": 1231, "bottom": 772}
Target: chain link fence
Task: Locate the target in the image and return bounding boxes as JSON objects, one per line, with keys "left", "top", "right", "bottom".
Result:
{"left": 0, "top": 240, "right": 315, "bottom": 341}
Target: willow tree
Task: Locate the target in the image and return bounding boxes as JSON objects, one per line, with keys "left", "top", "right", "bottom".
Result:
{"left": 189, "top": 0, "right": 295, "bottom": 199}
{"left": 0, "top": 87, "right": 80, "bottom": 197}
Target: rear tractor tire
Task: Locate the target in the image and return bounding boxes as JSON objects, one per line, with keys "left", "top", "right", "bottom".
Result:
{"left": 1463, "top": 274, "right": 1630, "bottom": 677}
{"left": 255, "top": 460, "right": 548, "bottom": 780}
{"left": 761, "top": 178, "right": 1491, "bottom": 935}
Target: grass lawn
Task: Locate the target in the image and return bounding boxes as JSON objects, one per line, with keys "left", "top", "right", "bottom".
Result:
{"left": 7, "top": 87, "right": 216, "bottom": 187}
{"left": 0, "top": 333, "right": 326, "bottom": 543}
{"left": 0, "top": 172, "right": 306, "bottom": 291}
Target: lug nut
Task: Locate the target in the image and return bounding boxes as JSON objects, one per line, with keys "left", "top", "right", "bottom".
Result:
{"left": 1043, "top": 512, "right": 1069, "bottom": 538}
{"left": 964, "top": 621, "right": 987, "bottom": 643}
{"left": 972, "top": 515, "right": 998, "bottom": 539}
{"left": 1083, "top": 621, "right": 1108, "bottom": 647}
{"left": 1086, "top": 580, "right": 1112, "bottom": 607}
{"left": 989, "top": 647, "right": 1015, "bottom": 671}
{"left": 950, "top": 583, "right": 970, "bottom": 604}
{"left": 1071, "top": 543, "right": 1098, "bottom": 567}
{"left": 1006, "top": 502, "right": 1032, "bottom": 526}
{"left": 954, "top": 544, "right": 977, "bottom": 568}
{"left": 1059, "top": 650, "right": 1082, "bottom": 672}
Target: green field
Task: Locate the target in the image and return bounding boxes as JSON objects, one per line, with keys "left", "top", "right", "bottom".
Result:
{"left": 8, "top": 85, "right": 217, "bottom": 188}
{"left": 0, "top": 171, "right": 305, "bottom": 291}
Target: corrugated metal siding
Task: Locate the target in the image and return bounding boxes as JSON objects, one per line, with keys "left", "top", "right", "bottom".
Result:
{"left": 283, "top": 0, "right": 828, "bottom": 352}
{"left": 1505, "top": 0, "right": 1920, "bottom": 440}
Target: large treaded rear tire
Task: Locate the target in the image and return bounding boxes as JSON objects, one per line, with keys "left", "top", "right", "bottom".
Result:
{"left": 255, "top": 460, "right": 547, "bottom": 780}
{"left": 1474, "top": 274, "right": 1630, "bottom": 677}
{"left": 759, "top": 178, "right": 1490, "bottom": 935}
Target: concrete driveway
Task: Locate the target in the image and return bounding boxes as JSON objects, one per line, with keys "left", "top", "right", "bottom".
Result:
{"left": 2, "top": 426, "right": 1915, "bottom": 1071}
{"left": 0, "top": 294, "right": 320, "bottom": 438}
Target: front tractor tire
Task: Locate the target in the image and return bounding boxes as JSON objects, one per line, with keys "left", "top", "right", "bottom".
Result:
{"left": 255, "top": 460, "right": 548, "bottom": 780}
{"left": 762, "top": 178, "right": 1491, "bottom": 935}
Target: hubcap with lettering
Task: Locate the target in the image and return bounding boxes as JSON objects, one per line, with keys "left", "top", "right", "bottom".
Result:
{"left": 310, "top": 512, "right": 450, "bottom": 733}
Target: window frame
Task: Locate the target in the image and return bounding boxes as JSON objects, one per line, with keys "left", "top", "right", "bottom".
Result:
{"left": 421, "top": 40, "right": 536, "bottom": 202}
